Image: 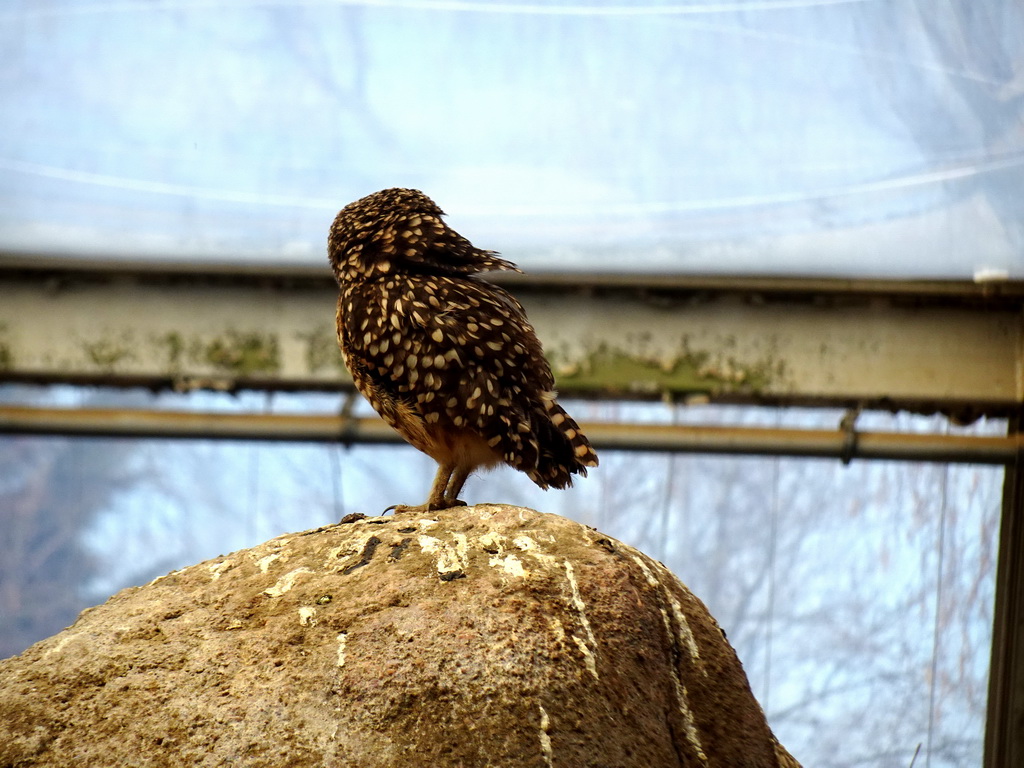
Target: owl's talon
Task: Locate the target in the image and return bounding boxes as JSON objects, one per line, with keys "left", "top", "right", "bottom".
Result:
{"left": 383, "top": 500, "right": 466, "bottom": 515}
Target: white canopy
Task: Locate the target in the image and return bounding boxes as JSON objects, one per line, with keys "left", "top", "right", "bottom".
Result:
{"left": 2, "top": 0, "right": 1022, "bottom": 278}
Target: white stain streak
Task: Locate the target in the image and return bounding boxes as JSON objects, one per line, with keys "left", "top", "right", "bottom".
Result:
{"left": 635, "top": 556, "right": 704, "bottom": 668}
{"left": 679, "top": 685, "right": 709, "bottom": 764}
{"left": 263, "top": 567, "right": 313, "bottom": 597}
{"left": 325, "top": 544, "right": 348, "bottom": 562}
{"left": 661, "top": 603, "right": 708, "bottom": 761}
{"left": 571, "top": 636, "right": 599, "bottom": 680}
{"left": 45, "top": 633, "right": 75, "bottom": 657}
{"left": 539, "top": 703, "right": 554, "bottom": 768}
{"left": 513, "top": 534, "right": 543, "bottom": 552}
{"left": 208, "top": 560, "right": 233, "bottom": 581}
{"left": 479, "top": 532, "right": 528, "bottom": 578}
{"left": 477, "top": 531, "right": 503, "bottom": 552}
{"left": 514, "top": 534, "right": 557, "bottom": 568}
{"left": 474, "top": 505, "right": 499, "bottom": 522}
{"left": 633, "top": 555, "right": 707, "bottom": 760}
{"left": 298, "top": 606, "right": 317, "bottom": 626}
{"left": 669, "top": 596, "right": 703, "bottom": 668}
{"left": 418, "top": 535, "right": 441, "bottom": 555}
{"left": 631, "top": 554, "right": 660, "bottom": 587}
{"left": 336, "top": 632, "right": 348, "bottom": 667}
{"left": 417, "top": 535, "right": 465, "bottom": 578}
{"left": 563, "top": 560, "right": 599, "bottom": 680}
{"left": 256, "top": 553, "right": 281, "bottom": 573}
{"left": 491, "top": 553, "right": 526, "bottom": 578}
{"left": 452, "top": 532, "right": 469, "bottom": 568}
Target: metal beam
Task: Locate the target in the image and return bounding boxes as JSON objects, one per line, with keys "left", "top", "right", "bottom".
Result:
{"left": 1, "top": 259, "right": 1022, "bottom": 419}
{"left": 0, "top": 405, "right": 1016, "bottom": 465}
{"left": 986, "top": 418, "right": 1024, "bottom": 768}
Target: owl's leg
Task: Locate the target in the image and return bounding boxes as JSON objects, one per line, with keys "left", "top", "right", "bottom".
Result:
{"left": 386, "top": 462, "right": 455, "bottom": 514}
{"left": 426, "top": 462, "right": 456, "bottom": 509}
{"left": 443, "top": 465, "right": 472, "bottom": 508}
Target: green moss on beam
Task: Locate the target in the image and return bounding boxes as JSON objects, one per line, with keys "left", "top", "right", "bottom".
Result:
{"left": 550, "top": 347, "right": 787, "bottom": 398}
{"left": 200, "top": 331, "right": 281, "bottom": 375}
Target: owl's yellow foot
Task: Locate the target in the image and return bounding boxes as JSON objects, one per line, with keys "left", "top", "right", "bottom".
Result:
{"left": 383, "top": 499, "right": 467, "bottom": 515}
{"left": 384, "top": 503, "right": 428, "bottom": 514}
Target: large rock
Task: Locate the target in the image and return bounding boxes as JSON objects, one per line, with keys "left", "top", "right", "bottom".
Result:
{"left": 0, "top": 504, "right": 800, "bottom": 767}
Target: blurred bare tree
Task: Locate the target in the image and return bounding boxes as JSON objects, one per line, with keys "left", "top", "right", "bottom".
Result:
{"left": 0, "top": 434, "right": 138, "bottom": 659}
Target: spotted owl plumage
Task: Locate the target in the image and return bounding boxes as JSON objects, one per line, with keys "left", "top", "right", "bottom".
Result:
{"left": 328, "top": 187, "right": 598, "bottom": 512}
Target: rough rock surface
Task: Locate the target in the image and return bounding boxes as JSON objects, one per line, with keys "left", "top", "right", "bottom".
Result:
{"left": 0, "top": 504, "right": 800, "bottom": 768}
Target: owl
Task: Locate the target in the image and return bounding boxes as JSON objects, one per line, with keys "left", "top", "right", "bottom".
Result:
{"left": 329, "top": 188, "right": 598, "bottom": 512}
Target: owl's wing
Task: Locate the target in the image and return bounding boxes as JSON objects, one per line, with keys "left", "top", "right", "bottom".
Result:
{"left": 372, "top": 209, "right": 522, "bottom": 277}
{"left": 346, "top": 274, "right": 575, "bottom": 478}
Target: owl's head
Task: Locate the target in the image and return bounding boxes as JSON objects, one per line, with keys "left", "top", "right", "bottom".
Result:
{"left": 328, "top": 188, "right": 520, "bottom": 283}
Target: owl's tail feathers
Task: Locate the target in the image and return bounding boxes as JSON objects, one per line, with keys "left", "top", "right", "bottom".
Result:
{"left": 526, "top": 396, "right": 599, "bottom": 490}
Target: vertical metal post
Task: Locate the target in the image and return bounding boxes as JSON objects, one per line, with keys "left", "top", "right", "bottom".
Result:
{"left": 985, "top": 417, "right": 1024, "bottom": 768}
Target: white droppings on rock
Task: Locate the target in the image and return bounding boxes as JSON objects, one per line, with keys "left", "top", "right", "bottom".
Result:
{"left": 634, "top": 554, "right": 704, "bottom": 671}
{"left": 564, "top": 560, "right": 599, "bottom": 680}
{"left": 571, "top": 636, "right": 599, "bottom": 680}
{"left": 490, "top": 553, "right": 526, "bottom": 578}
{"left": 679, "top": 684, "right": 709, "bottom": 764}
{"left": 252, "top": 537, "right": 292, "bottom": 558}
{"left": 1, "top": 505, "right": 796, "bottom": 767}
{"left": 648, "top": 580, "right": 709, "bottom": 762}
{"left": 511, "top": 534, "right": 557, "bottom": 568}
{"left": 669, "top": 595, "right": 703, "bottom": 669}
{"left": 256, "top": 553, "right": 281, "bottom": 574}
{"left": 539, "top": 703, "right": 554, "bottom": 768}
{"left": 325, "top": 544, "right": 351, "bottom": 562}
{"left": 453, "top": 532, "right": 469, "bottom": 568}
{"left": 208, "top": 560, "right": 234, "bottom": 581}
{"left": 477, "top": 531, "right": 504, "bottom": 553}
{"left": 336, "top": 632, "right": 348, "bottom": 667}
{"left": 45, "top": 633, "right": 76, "bottom": 658}
{"left": 264, "top": 567, "right": 314, "bottom": 597}
{"left": 147, "top": 568, "right": 183, "bottom": 587}
{"left": 417, "top": 535, "right": 464, "bottom": 578}
{"left": 479, "top": 531, "right": 527, "bottom": 576}
{"left": 417, "top": 535, "right": 440, "bottom": 555}
{"left": 627, "top": 550, "right": 711, "bottom": 753}
{"left": 513, "top": 534, "right": 538, "bottom": 551}
{"left": 474, "top": 505, "right": 501, "bottom": 522}
{"left": 631, "top": 554, "right": 660, "bottom": 588}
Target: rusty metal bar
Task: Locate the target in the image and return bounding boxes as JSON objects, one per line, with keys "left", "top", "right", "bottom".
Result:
{"left": 0, "top": 405, "right": 1015, "bottom": 465}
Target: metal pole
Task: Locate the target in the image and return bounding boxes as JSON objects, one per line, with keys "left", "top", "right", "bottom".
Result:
{"left": 0, "top": 405, "right": 1017, "bottom": 465}
{"left": 985, "top": 417, "right": 1024, "bottom": 767}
